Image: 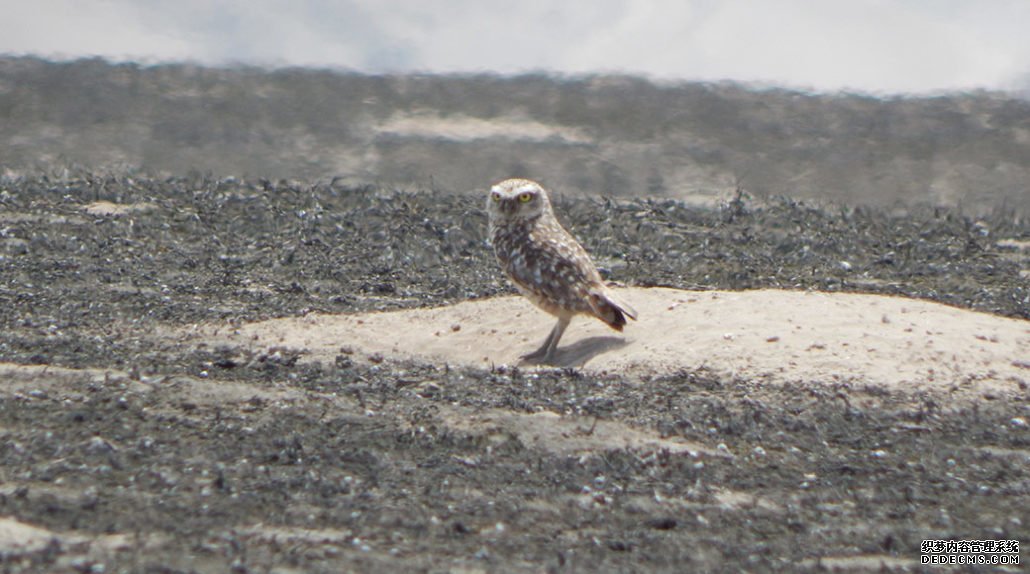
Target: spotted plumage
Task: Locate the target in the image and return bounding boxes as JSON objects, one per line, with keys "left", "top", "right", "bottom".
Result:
{"left": 486, "top": 178, "right": 636, "bottom": 363}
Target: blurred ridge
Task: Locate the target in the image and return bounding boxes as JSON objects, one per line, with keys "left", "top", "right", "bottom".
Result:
{"left": 2, "top": 56, "right": 1029, "bottom": 215}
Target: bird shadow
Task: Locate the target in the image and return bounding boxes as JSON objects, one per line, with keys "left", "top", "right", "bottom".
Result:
{"left": 519, "top": 336, "right": 629, "bottom": 368}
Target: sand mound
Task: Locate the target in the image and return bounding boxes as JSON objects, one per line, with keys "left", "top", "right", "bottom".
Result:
{"left": 200, "top": 288, "right": 1029, "bottom": 396}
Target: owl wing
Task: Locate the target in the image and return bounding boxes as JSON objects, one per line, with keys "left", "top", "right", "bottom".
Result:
{"left": 585, "top": 288, "right": 637, "bottom": 330}
{"left": 507, "top": 229, "right": 600, "bottom": 309}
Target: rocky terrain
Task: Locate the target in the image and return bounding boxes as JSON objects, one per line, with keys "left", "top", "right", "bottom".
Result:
{"left": 0, "top": 171, "right": 1027, "bottom": 572}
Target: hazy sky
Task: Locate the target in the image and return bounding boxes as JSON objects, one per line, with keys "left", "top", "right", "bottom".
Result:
{"left": 4, "top": 0, "right": 1030, "bottom": 94}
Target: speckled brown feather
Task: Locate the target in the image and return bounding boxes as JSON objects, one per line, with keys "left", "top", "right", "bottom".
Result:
{"left": 487, "top": 179, "right": 636, "bottom": 331}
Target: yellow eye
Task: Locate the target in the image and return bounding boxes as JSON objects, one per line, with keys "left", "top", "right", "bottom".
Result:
{"left": 518, "top": 192, "right": 533, "bottom": 203}
{"left": 491, "top": 193, "right": 501, "bottom": 202}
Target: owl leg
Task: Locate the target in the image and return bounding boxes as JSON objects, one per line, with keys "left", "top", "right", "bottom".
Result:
{"left": 521, "top": 315, "right": 571, "bottom": 363}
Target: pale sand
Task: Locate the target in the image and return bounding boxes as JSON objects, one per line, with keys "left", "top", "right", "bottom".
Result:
{"left": 197, "top": 288, "right": 1030, "bottom": 396}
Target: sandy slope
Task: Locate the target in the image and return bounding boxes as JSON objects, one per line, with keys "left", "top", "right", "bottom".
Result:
{"left": 198, "top": 287, "right": 1030, "bottom": 397}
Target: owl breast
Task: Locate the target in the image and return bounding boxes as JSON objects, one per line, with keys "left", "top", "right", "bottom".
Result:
{"left": 490, "top": 217, "right": 601, "bottom": 317}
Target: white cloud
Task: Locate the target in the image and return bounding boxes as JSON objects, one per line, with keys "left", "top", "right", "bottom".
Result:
{"left": 2, "top": 0, "right": 1029, "bottom": 94}
{"left": 0, "top": 0, "right": 196, "bottom": 63}
{"left": 680, "top": 0, "right": 1004, "bottom": 92}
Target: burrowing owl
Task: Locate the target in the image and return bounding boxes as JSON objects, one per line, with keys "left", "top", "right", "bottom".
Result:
{"left": 487, "top": 178, "right": 636, "bottom": 363}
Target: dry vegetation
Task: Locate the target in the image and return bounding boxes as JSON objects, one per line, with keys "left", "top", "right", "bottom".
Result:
{"left": 0, "top": 59, "right": 1028, "bottom": 572}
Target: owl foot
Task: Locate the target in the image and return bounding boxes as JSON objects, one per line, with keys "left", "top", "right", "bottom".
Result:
{"left": 518, "top": 316, "right": 571, "bottom": 365}
{"left": 519, "top": 346, "right": 554, "bottom": 364}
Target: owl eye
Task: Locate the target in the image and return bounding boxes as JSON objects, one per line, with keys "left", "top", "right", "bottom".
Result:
{"left": 491, "top": 192, "right": 501, "bottom": 202}
{"left": 518, "top": 192, "right": 533, "bottom": 203}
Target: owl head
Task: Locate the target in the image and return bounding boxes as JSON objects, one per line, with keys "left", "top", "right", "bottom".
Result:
{"left": 487, "top": 178, "right": 552, "bottom": 223}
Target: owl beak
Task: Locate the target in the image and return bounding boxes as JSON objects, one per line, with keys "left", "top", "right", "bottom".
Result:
{"left": 501, "top": 200, "right": 517, "bottom": 215}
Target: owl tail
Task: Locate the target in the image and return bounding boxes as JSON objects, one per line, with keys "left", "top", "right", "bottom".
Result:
{"left": 588, "top": 289, "right": 638, "bottom": 332}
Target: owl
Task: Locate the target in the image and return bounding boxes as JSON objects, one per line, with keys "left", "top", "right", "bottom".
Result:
{"left": 487, "top": 178, "right": 636, "bottom": 363}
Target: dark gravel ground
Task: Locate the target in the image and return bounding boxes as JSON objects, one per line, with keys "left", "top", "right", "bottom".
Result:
{"left": 0, "top": 171, "right": 1028, "bottom": 573}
